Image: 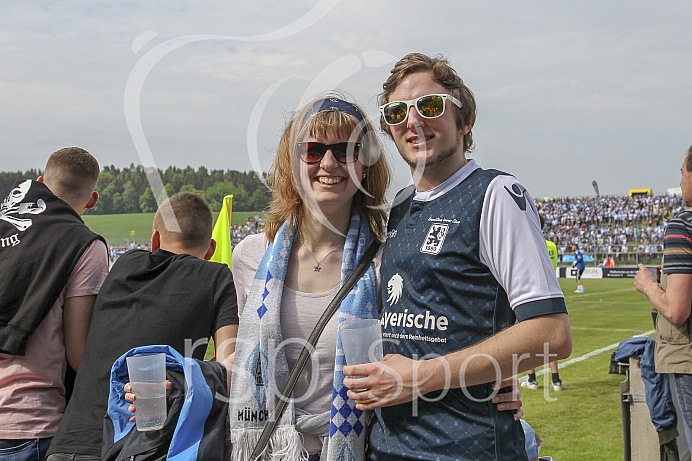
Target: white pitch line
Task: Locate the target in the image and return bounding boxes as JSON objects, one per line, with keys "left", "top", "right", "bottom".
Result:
{"left": 524, "top": 329, "right": 656, "bottom": 379}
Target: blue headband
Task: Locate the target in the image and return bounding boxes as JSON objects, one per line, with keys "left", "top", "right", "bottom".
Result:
{"left": 303, "top": 98, "right": 368, "bottom": 134}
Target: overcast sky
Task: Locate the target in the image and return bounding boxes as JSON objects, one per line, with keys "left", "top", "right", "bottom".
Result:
{"left": 2, "top": 0, "right": 690, "bottom": 199}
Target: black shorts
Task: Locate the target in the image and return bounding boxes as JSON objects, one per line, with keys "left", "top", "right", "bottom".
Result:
{"left": 575, "top": 268, "right": 585, "bottom": 280}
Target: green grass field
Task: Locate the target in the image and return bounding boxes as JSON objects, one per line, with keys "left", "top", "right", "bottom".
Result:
{"left": 523, "top": 277, "right": 654, "bottom": 460}
{"left": 83, "top": 211, "right": 263, "bottom": 244}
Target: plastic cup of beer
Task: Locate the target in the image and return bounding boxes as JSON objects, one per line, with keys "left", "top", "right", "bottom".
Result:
{"left": 126, "top": 353, "right": 167, "bottom": 431}
{"left": 340, "top": 319, "right": 383, "bottom": 403}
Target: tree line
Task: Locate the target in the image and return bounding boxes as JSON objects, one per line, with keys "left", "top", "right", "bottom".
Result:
{"left": 0, "top": 165, "right": 271, "bottom": 214}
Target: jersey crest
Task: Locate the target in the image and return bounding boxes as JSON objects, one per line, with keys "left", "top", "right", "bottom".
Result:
{"left": 420, "top": 223, "right": 448, "bottom": 255}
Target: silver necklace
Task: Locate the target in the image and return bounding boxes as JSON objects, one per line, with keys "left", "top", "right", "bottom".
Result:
{"left": 298, "top": 235, "right": 342, "bottom": 272}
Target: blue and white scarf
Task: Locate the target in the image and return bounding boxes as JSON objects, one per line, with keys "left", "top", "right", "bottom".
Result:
{"left": 230, "top": 208, "right": 377, "bottom": 461}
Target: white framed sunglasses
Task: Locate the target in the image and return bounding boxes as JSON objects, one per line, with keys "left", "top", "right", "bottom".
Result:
{"left": 379, "top": 93, "right": 462, "bottom": 126}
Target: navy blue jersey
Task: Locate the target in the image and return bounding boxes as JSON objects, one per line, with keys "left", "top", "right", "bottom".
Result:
{"left": 368, "top": 160, "right": 566, "bottom": 460}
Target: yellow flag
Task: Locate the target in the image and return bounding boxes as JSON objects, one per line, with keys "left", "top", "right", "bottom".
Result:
{"left": 210, "top": 194, "right": 233, "bottom": 269}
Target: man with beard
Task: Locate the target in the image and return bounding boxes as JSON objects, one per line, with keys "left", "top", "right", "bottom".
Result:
{"left": 343, "top": 53, "right": 572, "bottom": 460}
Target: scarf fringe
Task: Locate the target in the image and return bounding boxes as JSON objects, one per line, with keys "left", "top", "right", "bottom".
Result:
{"left": 231, "top": 426, "right": 308, "bottom": 461}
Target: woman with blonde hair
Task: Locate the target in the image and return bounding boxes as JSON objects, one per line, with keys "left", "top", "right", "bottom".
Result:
{"left": 229, "top": 95, "right": 388, "bottom": 461}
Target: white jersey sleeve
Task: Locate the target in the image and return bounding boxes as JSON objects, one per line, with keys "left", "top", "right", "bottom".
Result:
{"left": 478, "top": 175, "right": 564, "bottom": 319}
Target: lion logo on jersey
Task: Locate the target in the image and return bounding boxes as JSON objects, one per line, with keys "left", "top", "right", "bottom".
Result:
{"left": 387, "top": 273, "right": 403, "bottom": 306}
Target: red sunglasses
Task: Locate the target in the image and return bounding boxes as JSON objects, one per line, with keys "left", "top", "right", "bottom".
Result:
{"left": 297, "top": 142, "right": 362, "bottom": 164}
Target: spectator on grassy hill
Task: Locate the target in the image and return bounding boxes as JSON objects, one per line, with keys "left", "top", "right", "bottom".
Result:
{"left": 0, "top": 147, "right": 108, "bottom": 461}
{"left": 634, "top": 145, "right": 692, "bottom": 453}
{"left": 47, "top": 192, "right": 239, "bottom": 461}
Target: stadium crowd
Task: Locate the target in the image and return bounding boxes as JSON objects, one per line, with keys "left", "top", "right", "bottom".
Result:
{"left": 538, "top": 194, "right": 684, "bottom": 257}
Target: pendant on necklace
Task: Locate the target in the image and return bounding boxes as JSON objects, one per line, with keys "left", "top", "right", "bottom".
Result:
{"left": 314, "top": 264, "right": 321, "bottom": 272}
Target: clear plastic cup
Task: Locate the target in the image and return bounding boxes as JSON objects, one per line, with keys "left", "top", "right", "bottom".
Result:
{"left": 340, "top": 319, "right": 383, "bottom": 403}
{"left": 340, "top": 319, "right": 384, "bottom": 365}
{"left": 126, "top": 353, "right": 167, "bottom": 431}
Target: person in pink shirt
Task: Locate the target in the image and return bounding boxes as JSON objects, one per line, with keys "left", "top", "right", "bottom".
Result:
{"left": 0, "top": 148, "right": 109, "bottom": 461}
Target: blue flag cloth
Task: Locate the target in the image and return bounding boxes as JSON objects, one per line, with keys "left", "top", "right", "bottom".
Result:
{"left": 615, "top": 336, "right": 677, "bottom": 432}
{"left": 107, "top": 345, "right": 214, "bottom": 461}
